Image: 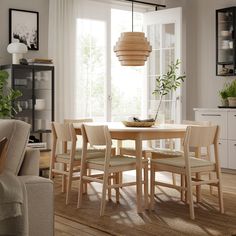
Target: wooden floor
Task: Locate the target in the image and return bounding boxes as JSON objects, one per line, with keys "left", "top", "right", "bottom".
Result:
{"left": 55, "top": 215, "right": 111, "bottom": 236}
{"left": 54, "top": 172, "right": 236, "bottom": 236}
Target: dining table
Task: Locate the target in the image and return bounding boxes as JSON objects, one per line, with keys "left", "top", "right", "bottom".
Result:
{"left": 74, "top": 122, "right": 187, "bottom": 213}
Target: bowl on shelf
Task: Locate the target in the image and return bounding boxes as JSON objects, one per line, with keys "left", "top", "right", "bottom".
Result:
{"left": 35, "top": 99, "right": 46, "bottom": 110}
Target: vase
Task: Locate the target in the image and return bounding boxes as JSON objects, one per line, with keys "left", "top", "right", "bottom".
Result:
{"left": 221, "top": 99, "right": 228, "bottom": 107}
{"left": 228, "top": 97, "right": 236, "bottom": 107}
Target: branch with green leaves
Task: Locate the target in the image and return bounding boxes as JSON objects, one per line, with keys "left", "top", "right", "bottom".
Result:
{"left": 0, "top": 70, "right": 22, "bottom": 118}
{"left": 152, "top": 59, "right": 186, "bottom": 121}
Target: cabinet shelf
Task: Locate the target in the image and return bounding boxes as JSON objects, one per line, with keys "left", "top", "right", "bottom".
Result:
{"left": 0, "top": 64, "right": 54, "bottom": 133}
{"left": 216, "top": 7, "right": 236, "bottom": 76}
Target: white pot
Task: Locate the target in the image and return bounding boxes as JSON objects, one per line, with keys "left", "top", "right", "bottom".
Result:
{"left": 228, "top": 97, "right": 236, "bottom": 107}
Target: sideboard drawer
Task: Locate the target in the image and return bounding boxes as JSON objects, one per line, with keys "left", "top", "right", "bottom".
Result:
{"left": 228, "top": 112, "right": 236, "bottom": 140}
{"left": 228, "top": 140, "right": 236, "bottom": 170}
{"left": 195, "top": 111, "right": 227, "bottom": 139}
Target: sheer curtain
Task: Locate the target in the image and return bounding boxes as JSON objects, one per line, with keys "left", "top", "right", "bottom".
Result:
{"left": 48, "top": 0, "right": 79, "bottom": 122}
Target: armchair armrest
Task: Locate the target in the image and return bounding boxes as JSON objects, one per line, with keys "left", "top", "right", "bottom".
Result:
{"left": 19, "top": 148, "right": 40, "bottom": 176}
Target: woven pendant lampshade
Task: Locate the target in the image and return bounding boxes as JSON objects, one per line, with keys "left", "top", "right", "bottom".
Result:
{"left": 113, "top": 0, "right": 152, "bottom": 66}
{"left": 114, "top": 32, "right": 152, "bottom": 66}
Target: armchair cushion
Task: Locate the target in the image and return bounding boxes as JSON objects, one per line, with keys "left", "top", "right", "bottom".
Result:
{"left": 19, "top": 148, "right": 40, "bottom": 176}
{"left": 0, "top": 120, "right": 30, "bottom": 175}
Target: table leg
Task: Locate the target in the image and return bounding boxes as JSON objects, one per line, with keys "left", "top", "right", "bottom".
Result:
{"left": 117, "top": 140, "right": 123, "bottom": 186}
{"left": 135, "top": 136, "right": 143, "bottom": 213}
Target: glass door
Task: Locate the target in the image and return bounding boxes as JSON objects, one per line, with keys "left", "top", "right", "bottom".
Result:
{"left": 144, "top": 7, "right": 183, "bottom": 123}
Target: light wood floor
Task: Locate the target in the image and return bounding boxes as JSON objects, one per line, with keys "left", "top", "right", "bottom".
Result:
{"left": 55, "top": 215, "right": 111, "bottom": 236}
{"left": 54, "top": 172, "right": 236, "bottom": 236}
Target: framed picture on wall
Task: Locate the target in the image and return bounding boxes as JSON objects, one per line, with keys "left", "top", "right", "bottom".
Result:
{"left": 9, "top": 8, "right": 39, "bottom": 50}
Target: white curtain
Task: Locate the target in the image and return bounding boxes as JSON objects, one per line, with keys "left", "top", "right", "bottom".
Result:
{"left": 48, "top": 0, "right": 79, "bottom": 122}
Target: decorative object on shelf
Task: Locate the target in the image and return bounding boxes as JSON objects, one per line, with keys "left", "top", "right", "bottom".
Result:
{"left": 7, "top": 42, "right": 28, "bottom": 64}
{"left": 113, "top": 0, "right": 152, "bottom": 66}
{"left": 9, "top": 8, "right": 39, "bottom": 50}
{"left": 219, "top": 83, "right": 230, "bottom": 106}
{"left": 152, "top": 59, "right": 186, "bottom": 122}
{"left": 225, "top": 80, "right": 236, "bottom": 107}
{"left": 0, "top": 70, "right": 22, "bottom": 118}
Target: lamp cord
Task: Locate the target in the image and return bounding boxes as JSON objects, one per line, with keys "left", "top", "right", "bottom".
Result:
{"left": 132, "top": 0, "right": 133, "bottom": 32}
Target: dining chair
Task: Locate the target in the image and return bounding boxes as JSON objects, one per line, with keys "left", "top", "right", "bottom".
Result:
{"left": 119, "top": 120, "right": 211, "bottom": 195}
{"left": 50, "top": 122, "right": 106, "bottom": 204}
{"left": 150, "top": 125, "right": 224, "bottom": 220}
{"left": 77, "top": 124, "right": 149, "bottom": 216}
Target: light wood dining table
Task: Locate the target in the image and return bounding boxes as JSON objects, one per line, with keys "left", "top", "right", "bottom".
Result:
{"left": 75, "top": 122, "right": 187, "bottom": 213}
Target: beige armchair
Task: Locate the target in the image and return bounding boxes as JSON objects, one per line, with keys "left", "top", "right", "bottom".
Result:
{"left": 0, "top": 119, "right": 54, "bottom": 236}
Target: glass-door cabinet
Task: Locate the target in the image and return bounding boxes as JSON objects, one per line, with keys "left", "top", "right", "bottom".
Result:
{"left": 216, "top": 7, "right": 236, "bottom": 76}
{"left": 1, "top": 64, "right": 54, "bottom": 133}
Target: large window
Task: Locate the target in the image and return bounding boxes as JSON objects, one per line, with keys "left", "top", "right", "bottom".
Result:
{"left": 76, "top": 19, "right": 106, "bottom": 121}
{"left": 75, "top": 3, "right": 182, "bottom": 123}
{"left": 111, "top": 9, "right": 145, "bottom": 121}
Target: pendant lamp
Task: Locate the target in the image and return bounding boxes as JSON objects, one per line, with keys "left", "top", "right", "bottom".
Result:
{"left": 114, "top": 1, "right": 152, "bottom": 66}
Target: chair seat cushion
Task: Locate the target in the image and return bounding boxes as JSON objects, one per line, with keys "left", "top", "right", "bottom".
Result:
{"left": 87, "top": 155, "right": 138, "bottom": 166}
{"left": 152, "top": 148, "right": 183, "bottom": 157}
{"left": 151, "top": 156, "right": 214, "bottom": 168}
{"left": 57, "top": 148, "right": 106, "bottom": 160}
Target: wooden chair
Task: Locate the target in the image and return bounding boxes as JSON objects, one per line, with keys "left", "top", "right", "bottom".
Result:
{"left": 77, "top": 124, "right": 149, "bottom": 216}
{"left": 150, "top": 125, "right": 224, "bottom": 220}
{"left": 0, "top": 137, "right": 8, "bottom": 174}
{"left": 50, "top": 122, "right": 105, "bottom": 204}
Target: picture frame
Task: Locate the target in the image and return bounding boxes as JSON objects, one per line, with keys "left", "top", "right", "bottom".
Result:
{"left": 9, "top": 8, "right": 39, "bottom": 51}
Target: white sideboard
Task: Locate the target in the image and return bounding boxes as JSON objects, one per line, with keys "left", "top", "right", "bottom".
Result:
{"left": 194, "top": 108, "right": 236, "bottom": 170}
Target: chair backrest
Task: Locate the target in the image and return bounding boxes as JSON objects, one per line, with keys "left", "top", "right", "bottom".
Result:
{"left": 52, "top": 122, "right": 77, "bottom": 154}
{"left": 184, "top": 125, "right": 218, "bottom": 148}
{"left": 183, "top": 125, "right": 219, "bottom": 171}
{"left": 64, "top": 118, "right": 93, "bottom": 125}
{"left": 81, "top": 124, "right": 112, "bottom": 164}
{"left": 182, "top": 120, "right": 211, "bottom": 126}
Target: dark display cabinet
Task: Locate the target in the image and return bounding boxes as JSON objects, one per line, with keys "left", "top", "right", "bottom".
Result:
{"left": 216, "top": 7, "right": 236, "bottom": 76}
{"left": 1, "top": 64, "right": 54, "bottom": 134}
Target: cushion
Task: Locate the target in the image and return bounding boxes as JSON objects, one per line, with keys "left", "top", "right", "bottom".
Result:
{"left": 87, "top": 155, "right": 137, "bottom": 166}
{"left": 0, "top": 120, "right": 30, "bottom": 174}
{"left": 151, "top": 156, "right": 214, "bottom": 168}
{"left": 57, "top": 148, "right": 106, "bottom": 160}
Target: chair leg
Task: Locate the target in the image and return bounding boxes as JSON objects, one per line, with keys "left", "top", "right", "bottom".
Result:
{"left": 115, "top": 173, "right": 119, "bottom": 203}
{"left": 100, "top": 171, "right": 109, "bottom": 216}
{"left": 209, "top": 172, "right": 214, "bottom": 195}
{"left": 77, "top": 165, "right": 86, "bottom": 208}
{"left": 119, "top": 172, "right": 123, "bottom": 188}
{"left": 196, "top": 173, "right": 201, "bottom": 203}
{"left": 216, "top": 169, "right": 224, "bottom": 214}
{"left": 186, "top": 172, "right": 195, "bottom": 220}
{"left": 108, "top": 174, "right": 112, "bottom": 201}
{"left": 62, "top": 164, "right": 67, "bottom": 193}
{"left": 181, "top": 174, "right": 185, "bottom": 202}
{"left": 150, "top": 165, "right": 155, "bottom": 210}
{"left": 185, "top": 176, "right": 188, "bottom": 204}
{"left": 144, "top": 163, "right": 149, "bottom": 209}
{"left": 66, "top": 171, "right": 73, "bottom": 205}
{"left": 172, "top": 173, "right": 176, "bottom": 186}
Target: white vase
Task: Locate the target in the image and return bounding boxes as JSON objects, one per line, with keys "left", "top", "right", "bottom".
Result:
{"left": 228, "top": 97, "right": 236, "bottom": 107}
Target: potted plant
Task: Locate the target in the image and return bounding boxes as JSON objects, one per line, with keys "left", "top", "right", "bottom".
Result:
{"left": 153, "top": 59, "right": 186, "bottom": 122}
{"left": 0, "top": 70, "right": 22, "bottom": 118}
{"left": 227, "top": 80, "right": 236, "bottom": 107}
{"left": 219, "top": 83, "right": 230, "bottom": 107}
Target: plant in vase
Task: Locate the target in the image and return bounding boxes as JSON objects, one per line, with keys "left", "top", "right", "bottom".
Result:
{"left": 0, "top": 70, "right": 22, "bottom": 118}
{"left": 226, "top": 80, "right": 236, "bottom": 107}
{"left": 152, "top": 59, "right": 186, "bottom": 122}
{"left": 219, "top": 83, "right": 230, "bottom": 107}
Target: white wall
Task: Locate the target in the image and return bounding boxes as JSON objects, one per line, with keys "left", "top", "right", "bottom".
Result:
{"left": 184, "top": 0, "right": 236, "bottom": 119}
{"left": 0, "top": 0, "right": 49, "bottom": 65}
